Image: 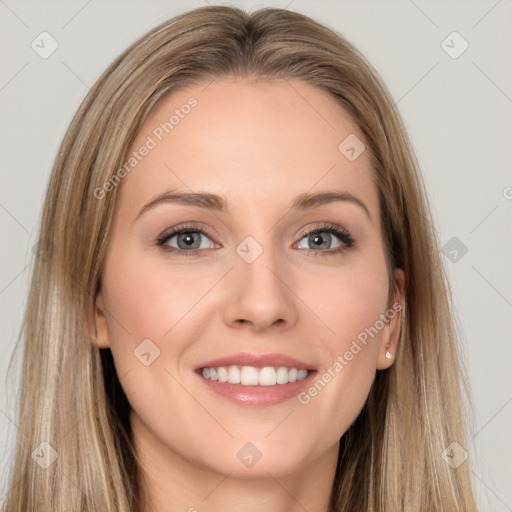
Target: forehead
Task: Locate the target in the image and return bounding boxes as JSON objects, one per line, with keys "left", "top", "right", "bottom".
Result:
{"left": 116, "top": 76, "right": 378, "bottom": 221}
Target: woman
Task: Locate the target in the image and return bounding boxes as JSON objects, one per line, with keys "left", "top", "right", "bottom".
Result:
{"left": 4, "top": 5, "right": 478, "bottom": 511}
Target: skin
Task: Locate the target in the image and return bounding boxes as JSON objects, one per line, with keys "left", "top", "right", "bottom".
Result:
{"left": 93, "top": 75, "right": 405, "bottom": 512}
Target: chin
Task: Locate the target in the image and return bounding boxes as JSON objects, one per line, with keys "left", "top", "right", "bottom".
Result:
{"left": 198, "top": 439, "right": 313, "bottom": 478}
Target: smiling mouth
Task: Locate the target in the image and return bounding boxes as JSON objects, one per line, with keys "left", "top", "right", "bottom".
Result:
{"left": 196, "top": 365, "right": 313, "bottom": 386}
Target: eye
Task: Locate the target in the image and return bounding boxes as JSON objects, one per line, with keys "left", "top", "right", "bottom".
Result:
{"left": 155, "top": 222, "right": 355, "bottom": 257}
{"left": 295, "top": 223, "right": 355, "bottom": 256}
{"left": 156, "top": 224, "right": 218, "bottom": 256}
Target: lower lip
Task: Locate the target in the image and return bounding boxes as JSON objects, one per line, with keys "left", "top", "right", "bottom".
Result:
{"left": 196, "top": 370, "right": 317, "bottom": 407}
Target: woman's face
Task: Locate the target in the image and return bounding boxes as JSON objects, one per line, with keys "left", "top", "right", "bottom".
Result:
{"left": 94, "top": 76, "right": 404, "bottom": 478}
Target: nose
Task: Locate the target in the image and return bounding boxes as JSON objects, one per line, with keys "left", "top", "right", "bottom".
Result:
{"left": 222, "top": 244, "right": 298, "bottom": 333}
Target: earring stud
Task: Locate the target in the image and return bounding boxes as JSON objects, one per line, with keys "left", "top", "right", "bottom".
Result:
{"left": 385, "top": 343, "right": 392, "bottom": 359}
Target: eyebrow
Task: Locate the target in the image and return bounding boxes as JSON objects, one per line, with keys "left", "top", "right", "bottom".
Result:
{"left": 134, "top": 189, "right": 371, "bottom": 222}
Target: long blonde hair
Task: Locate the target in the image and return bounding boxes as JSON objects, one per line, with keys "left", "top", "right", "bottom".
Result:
{"left": 4, "top": 6, "right": 477, "bottom": 511}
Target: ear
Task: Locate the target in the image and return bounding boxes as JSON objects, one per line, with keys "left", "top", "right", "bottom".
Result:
{"left": 376, "top": 268, "right": 405, "bottom": 370}
{"left": 92, "top": 290, "right": 111, "bottom": 349}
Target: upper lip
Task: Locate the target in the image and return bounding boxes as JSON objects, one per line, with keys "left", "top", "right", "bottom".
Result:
{"left": 195, "top": 352, "right": 316, "bottom": 371}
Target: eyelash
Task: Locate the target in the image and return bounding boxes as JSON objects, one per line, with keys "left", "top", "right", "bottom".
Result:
{"left": 155, "top": 222, "right": 355, "bottom": 258}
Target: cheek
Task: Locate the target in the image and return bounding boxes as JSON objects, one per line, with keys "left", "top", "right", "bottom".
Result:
{"left": 296, "top": 255, "right": 389, "bottom": 421}
{"left": 99, "top": 249, "right": 209, "bottom": 426}
{"left": 309, "top": 259, "right": 389, "bottom": 357}
{"left": 102, "top": 246, "right": 212, "bottom": 348}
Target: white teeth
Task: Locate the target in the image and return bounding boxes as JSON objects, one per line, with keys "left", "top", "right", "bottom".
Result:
{"left": 217, "top": 366, "right": 228, "bottom": 382}
{"left": 240, "top": 366, "right": 259, "bottom": 385}
{"left": 227, "top": 365, "right": 241, "bottom": 384}
{"left": 276, "top": 367, "right": 289, "bottom": 384}
{"left": 259, "top": 367, "right": 277, "bottom": 386}
{"left": 200, "top": 365, "right": 311, "bottom": 386}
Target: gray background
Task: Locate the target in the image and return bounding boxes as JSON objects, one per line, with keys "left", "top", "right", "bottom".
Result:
{"left": 1, "top": 0, "right": 511, "bottom": 509}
